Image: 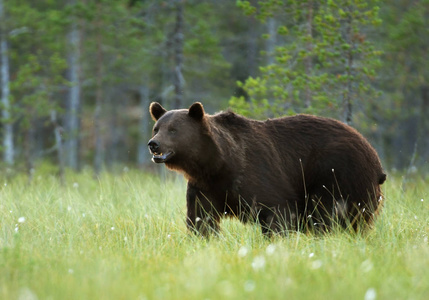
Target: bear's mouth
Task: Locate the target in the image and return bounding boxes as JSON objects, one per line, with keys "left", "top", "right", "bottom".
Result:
{"left": 152, "top": 151, "right": 174, "bottom": 163}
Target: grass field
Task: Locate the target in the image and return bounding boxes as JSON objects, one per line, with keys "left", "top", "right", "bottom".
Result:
{"left": 0, "top": 168, "right": 428, "bottom": 300}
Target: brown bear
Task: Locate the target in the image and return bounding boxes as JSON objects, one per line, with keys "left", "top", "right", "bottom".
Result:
{"left": 148, "top": 102, "right": 386, "bottom": 236}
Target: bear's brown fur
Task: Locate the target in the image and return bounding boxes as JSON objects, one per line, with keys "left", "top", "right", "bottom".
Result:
{"left": 148, "top": 102, "right": 386, "bottom": 236}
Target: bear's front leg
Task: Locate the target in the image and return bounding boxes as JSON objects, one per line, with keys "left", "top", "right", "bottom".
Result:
{"left": 186, "top": 183, "right": 220, "bottom": 237}
{"left": 257, "top": 206, "right": 299, "bottom": 237}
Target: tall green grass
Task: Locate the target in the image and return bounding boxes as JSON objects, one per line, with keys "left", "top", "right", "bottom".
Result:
{"left": 0, "top": 169, "right": 428, "bottom": 299}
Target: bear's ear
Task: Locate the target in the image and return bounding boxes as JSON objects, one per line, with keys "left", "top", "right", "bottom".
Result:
{"left": 188, "top": 102, "right": 205, "bottom": 120}
{"left": 149, "top": 102, "right": 167, "bottom": 121}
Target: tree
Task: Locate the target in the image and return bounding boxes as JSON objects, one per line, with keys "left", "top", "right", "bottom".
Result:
{"left": 65, "top": 0, "right": 82, "bottom": 171}
{"left": 93, "top": 0, "right": 104, "bottom": 176}
{"left": 230, "top": 0, "right": 382, "bottom": 124}
{"left": 7, "top": 1, "right": 69, "bottom": 178}
{"left": 316, "top": 0, "right": 382, "bottom": 124}
{"left": 173, "top": 0, "right": 184, "bottom": 108}
{"left": 0, "top": 0, "right": 13, "bottom": 166}
{"left": 137, "top": 83, "right": 151, "bottom": 167}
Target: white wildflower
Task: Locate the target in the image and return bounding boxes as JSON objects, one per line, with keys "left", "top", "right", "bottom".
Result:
{"left": 364, "top": 288, "right": 377, "bottom": 300}
{"left": 266, "top": 244, "right": 276, "bottom": 255}
{"left": 251, "top": 256, "right": 266, "bottom": 270}
{"left": 18, "top": 217, "right": 26, "bottom": 223}
{"left": 238, "top": 246, "right": 249, "bottom": 257}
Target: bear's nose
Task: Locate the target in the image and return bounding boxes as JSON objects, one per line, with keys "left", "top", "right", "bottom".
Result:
{"left": 148, "top": 140, "right": 160, "bottom": 153}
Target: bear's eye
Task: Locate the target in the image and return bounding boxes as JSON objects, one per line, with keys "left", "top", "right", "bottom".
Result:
{"left": 153, "top": 127, "right": 159, "bottom": 134}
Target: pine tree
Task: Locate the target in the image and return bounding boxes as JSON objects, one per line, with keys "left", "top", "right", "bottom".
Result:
{"left": 230, "top": 0, "right": 381, "bottom": 124}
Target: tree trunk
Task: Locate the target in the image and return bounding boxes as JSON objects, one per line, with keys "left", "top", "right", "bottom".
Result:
{"left": 138, "top": 85, "right": 151, "bottom": 167}
{"left": 106, "top": 91, "right": 121, "bottom": 166}
{"left": 23, "top": 123, "right": 34, "bottom": 183}
{"left": 343, "top": 13, "right": 353, "bottom": 125}
{"left": 51, "top": 110, "right": 65, "bottom": 185}
{"left": 304, "top": 0, "right": 313, "bottom": 108}
{"left": 94, "top": 2, "right": 104, "bottom": 176}
{"left": 65, "top": 3, "right": 81, "bottom": 170}
{"left": 0, "top": 0, "right": 14, "bottom": 166}
{"left": 173, "top": 0, "right": 184, "bottom": 108}
{"left": 266, "top": 18, "right": 276, "bottom": 66}
{"left": 411, "top": 85, "right": 429, "bottom": 173}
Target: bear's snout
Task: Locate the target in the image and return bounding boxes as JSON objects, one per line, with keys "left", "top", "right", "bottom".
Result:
{"left": 148, "top": 140, "right": 160, "bottom": 154}
{"left": 148, "top": 139, "right": 175, "bottom": 163}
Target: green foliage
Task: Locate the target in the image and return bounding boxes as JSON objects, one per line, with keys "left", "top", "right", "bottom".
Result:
{"left": 374, "top": 0, "right": 429, "bottom": 169}
{"left": 236, "top": 0, "right": 257, "bottom": 17}
{"left": 230, "top": 0, "right": 382, "bottom": 121}
{"left": 183, "top": 2, "right": 232, "bottom": 103}
{"left": 7, "top": 1, "right": 69, "bottom": 128}
{"left": 0, "top": 0, "right": 236, "bottom": 168}
{"left": 0, "top": 169, "right": 428, "bottom": 299}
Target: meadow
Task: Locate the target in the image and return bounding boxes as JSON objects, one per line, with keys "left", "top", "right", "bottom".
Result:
{"left": 0, "top": 167, "right": 428, "bottom": 300}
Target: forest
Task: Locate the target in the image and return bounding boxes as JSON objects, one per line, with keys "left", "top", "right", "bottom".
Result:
{"left": 0, "top": 0, "right": 428, "bottom": 177}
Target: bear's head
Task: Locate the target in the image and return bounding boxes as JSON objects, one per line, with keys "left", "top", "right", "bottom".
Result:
{"left": 148, "top": 102, "right": 217, "bottom": 175}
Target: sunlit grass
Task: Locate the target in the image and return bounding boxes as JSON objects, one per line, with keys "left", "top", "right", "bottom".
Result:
{"left": 0, "top": 168, "right": 428, "bottom": 299}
